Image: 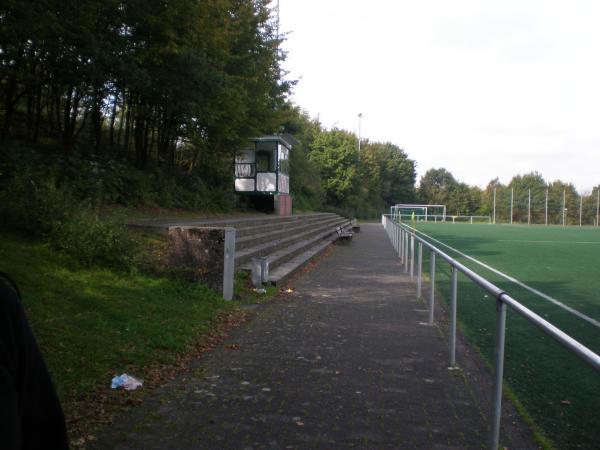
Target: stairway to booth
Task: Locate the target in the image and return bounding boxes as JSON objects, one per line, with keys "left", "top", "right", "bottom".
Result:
{"left": 132, "top": 213, "right": 352, "bottom": 285}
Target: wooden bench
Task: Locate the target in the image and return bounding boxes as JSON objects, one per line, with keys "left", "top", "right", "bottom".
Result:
{"left": 336, "top": 225, "right": 353, "bottom": 242}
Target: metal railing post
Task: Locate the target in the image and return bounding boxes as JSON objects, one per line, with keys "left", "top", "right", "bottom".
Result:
{"left": 410, "top": 234, "right": 415, "bottom": 280}
{"left": 417, "top": 242, "right": 423, "bottom": 299}
{"left": 222, "top": 228, "right": 236, "bottom": 301}
{"left": 404, "top": 231, "right": 409, "bottom": 273}
{"left": 450, "top": 266, "right": 458, "bottom": 367}
{"left": 397, "top": 225, "right": 402, "bottom": 258}
{"left": 399, "top": 224, "right": 404, "bottom": 261}
{"left": 490, "top": 299, "right": 507, "bottom": 450}
{"left": 429, "top": 251, "right": 436, "bottom": 324}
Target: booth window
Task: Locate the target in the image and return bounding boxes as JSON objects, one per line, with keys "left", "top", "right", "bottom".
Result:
{"left": 256, "top": 151, "right": 272, "bottom": 172}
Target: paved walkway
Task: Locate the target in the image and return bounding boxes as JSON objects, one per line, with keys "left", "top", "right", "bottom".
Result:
{"left": 93, "top": 223, "right": 537, "bottom": 449}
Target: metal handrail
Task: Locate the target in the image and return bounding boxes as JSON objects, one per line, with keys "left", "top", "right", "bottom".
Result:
{"left": 381, "top": 214, "right": 600, "bottom": 449}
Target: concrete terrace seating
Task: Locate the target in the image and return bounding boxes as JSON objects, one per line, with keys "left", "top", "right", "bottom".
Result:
{"left": 233, "top": 213, "right": 352, "bottom": 285}
{"left": 132, "top": 213, "right": 353, "bottom": 286}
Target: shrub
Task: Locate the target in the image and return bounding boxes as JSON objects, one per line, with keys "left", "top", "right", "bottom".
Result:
{"left": 50, "top": 210, "right": 141, "bottom": 271}
{"left": 0, "top": 173, "right": 77, "bottom": 236}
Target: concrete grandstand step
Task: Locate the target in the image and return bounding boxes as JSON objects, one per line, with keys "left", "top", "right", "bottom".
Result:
{"left": 235, "top": 217, "right": 350, "bottom": 267}
{"left": 266, "top": 236, "right": 336, "bottom": 286}
{"left": 246, "top": 220, "right": 352, "bottom": 275}
{"left": 129, "top": 212, "right": 337, "bottom": 233}
{"left": 239, "top": 219, "right": 351, "bottom": 271}
{"left": 236, "top": 216, "right": 345, "bottom": 250}
{"left": 233, "top": 213, "right": 338, "bottom": 238}
{"left": 131, "top": 211, "right": 352, "bottom": 289}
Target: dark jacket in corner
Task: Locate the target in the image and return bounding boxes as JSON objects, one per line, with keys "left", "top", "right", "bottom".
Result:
{"left": 0, "top": 278, "right": 69, "bottom": 450}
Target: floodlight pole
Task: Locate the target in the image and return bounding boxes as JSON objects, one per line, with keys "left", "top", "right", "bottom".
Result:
{"left": 528, "top": 189, "right": 531, "bottom": 225}
{"left": 597, "top": 188, "right": 599, "bottom": 227}
{"left": 562, "top": 189, "right": 566, "bottom": 226}
{"left": 545, "top": 189, "right": 548, "bottom": 225}
{"left": 275, "top": 0, "right": 280, "bottom": 38}
{"left": 357, "top": 113, "right": 363, "bottom": 161}
{"left": 492, "top": 188, "right": 496, "bottom": 224}
{"left": 579, "top": 195, "right": 583, "bottom": 227}
{"left": 510, "top": 188, "right": 514, "bottom": 225}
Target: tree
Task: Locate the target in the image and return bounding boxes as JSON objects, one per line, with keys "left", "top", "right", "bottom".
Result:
{"left": 418, "top": 168, "right": 458, "bottom": 207}
{"left": 0, "top": 0, "right": 291, "bottom": 170}
{"left": 280, "top": 106, "right": 323, "bottom": 210}
{"left": 483, "top": 178, "right": 508, "bottom": 222}
{"left": 547, "top": 180, "right": 578, "bottom": 225}
{"left": 308, "top": 128, "right": 359, "bottom": 207}
{"left": 508, "top": 172, "right": 547, "bottom": 223}
{"left": 374, "top": 142, "right": 416, "bottom": 206}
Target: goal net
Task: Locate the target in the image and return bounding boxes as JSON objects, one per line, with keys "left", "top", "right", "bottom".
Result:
{"left": 391, "top": 204, "right": 447, "bottom": 223}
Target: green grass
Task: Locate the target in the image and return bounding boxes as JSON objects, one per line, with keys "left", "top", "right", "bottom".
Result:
{"left": 234, "top": 271, "right": 279, "bottom": 304}
{"left": 0, "top": 229, "right": 231, "bottom": 415}
{"left": 414, "top": 222, "right": 600, "bottom": 450}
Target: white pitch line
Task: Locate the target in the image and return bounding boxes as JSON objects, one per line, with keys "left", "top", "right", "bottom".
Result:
{"left": 439, "top": 239, "right": 600, "bottom": 245}
{"left": 496, "top": 240, "right": 600, "bottom": 245}
{"left": 413, "top": 228, "right": 600, "bottom": 329}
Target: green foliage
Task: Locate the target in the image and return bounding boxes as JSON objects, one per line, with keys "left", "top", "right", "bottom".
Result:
{"left": 418, "top": 167, "right": 485, "bottom": 215}
{"left": 376, "top": 142, "right": 417, "bottom": 206}
{"left": 281, "top": 112, "right": 417, "bottom": 218}
{"left": 0, "top": 176, "right": 141, "bottom": 270}
{"left": 0, "top": 228, "right": 230, "bottom": 402}
{"left": 419, "top": 168, "right": 594, "bottom": 223}
{"left": 0, "top": 174, "right": 75, "bottom": 235}
{"left": 418, "top": 168, "right": 458, "bottom": 206}
{"left": 1, "top": 0, "right": 289, "bottom": 173}
{"left": 50, "top": 211, "right": 141, "bottom": 270}
{"left": 309, "top": 129, "right": 360, "bottom": 206}
{"left": 481, "top": 173, "right": 593, "bottom": 225}
{"left": 281, "top": 107, "right": 324, "bottom": 211}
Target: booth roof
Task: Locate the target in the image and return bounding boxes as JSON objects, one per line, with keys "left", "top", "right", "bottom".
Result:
{"left": 251, "top": 134, "right": 299, "bottom": 148}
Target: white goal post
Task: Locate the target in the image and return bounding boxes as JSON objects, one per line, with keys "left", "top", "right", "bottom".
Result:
{"left": 391, "top": 204, "right": 447, "bottom": 222}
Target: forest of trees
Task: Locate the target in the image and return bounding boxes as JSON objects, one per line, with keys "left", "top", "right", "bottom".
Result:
{"left": 418, "top": 168, "right": 600, "bottom": 225}
{"left": 1, "top": 1, "right": 596, "bottom": 223}
{"left": 1, "top": 0, "right": 290, "bottom": 168}
{"left": 0, "top": 0, "right": 417, "bottom": 218}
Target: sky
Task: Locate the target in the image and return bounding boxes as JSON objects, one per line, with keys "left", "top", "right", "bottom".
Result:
{"left": 278, "top": 0, "right": 600, "bottom": 192}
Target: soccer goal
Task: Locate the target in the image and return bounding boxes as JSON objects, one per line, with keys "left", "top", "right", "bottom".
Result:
{"left": 391, "top": 204, "right": 447, "bottom": 222}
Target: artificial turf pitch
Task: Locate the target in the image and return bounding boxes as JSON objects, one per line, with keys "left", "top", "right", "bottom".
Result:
{"left": 413, "top": 222, "right": 600, "bottom": 450}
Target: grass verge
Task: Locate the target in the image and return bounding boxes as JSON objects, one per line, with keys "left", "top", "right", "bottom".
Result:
{"left": 0, "top": 229, "right": 238, "bottom": 447}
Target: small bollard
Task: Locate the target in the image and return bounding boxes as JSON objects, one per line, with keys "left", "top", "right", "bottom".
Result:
{"left": 251, "top": 257, "right": 263, "bottom": 288}
{"left": 260, "top": 257, "right": 269, "bottom": 284}
{"left": 251, "top": 256, "right": 269, "bottom": 287}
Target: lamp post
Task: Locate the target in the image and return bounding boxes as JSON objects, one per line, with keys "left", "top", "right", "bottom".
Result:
{"left": 357, "top": 113, "right": 363, "bottom": 160}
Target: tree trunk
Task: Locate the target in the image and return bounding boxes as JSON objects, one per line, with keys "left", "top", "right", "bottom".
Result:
{"left": 90, "top": 88, "right": 103, "bottom": 154}
{"left": 123, "top": 96, "right": 133, "bottom": 156}
{"left": 32, "top": 83, "right": 43, "bottom": 143}
{"left": 62, "top": 85, "right": 74, "bottom": 151}
{"left": 134, "top": 106, "right": 146, "bottom": 169}
{"left": 108, "top": 90, "right": 118, "bottom": 149}
{"left": 116, "top": 91, "right": 126, "bottom": 150}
